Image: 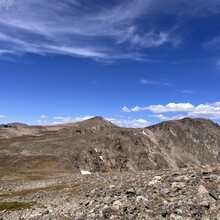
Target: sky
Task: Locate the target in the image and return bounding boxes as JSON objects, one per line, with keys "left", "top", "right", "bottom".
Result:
{"left": 0, "top": 0, "right": 220, "bottom": 127}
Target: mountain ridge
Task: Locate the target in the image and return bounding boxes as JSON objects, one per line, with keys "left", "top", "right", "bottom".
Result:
{"left": 0, "top": 117, "right": 219, "bottom": 174}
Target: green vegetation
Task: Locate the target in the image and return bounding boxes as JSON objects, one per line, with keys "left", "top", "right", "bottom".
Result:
{"left": 0, "top": 201, "right": 36, "bottom": 211}
{"left": 0, "top": 183, "right": 82, "bottom": 199}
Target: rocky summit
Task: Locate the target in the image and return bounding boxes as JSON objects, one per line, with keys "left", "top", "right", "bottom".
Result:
{"left": 0, "top": 117, "right": 220, "bottom": 219}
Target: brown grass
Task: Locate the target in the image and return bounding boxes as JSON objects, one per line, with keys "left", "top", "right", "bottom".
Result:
{"left": 0, "top": 183, "right": 82, "bottom": 199}
{"left": 204, "top": 181, "right": 220, "bottom": 189}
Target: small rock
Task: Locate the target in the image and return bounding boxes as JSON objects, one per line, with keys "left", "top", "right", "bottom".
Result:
{"left": 160, "top": 188, "right": 170, "bottom": 195}
{"left": 171, "top": 182, "right": 186, "bottom": 189}
{"left": 198, "top": 185, "right": 209, "bottom": 196}
{"left": 153, "top": 176, "right": 162, "bottom": 181}
{"left": 101, "top": 205, "right": 117, "bottom": 218}
{"left": 112, "top": 200, "right": 123, "bottom": 210}
{"left": 148, "top": 176, "right": 162, "bottom": 186}
{"left": 170, "top": 213, "right": 183, "bottom": 220}
{"left": 136, "top": 195, "right": 148, "bottom": 203}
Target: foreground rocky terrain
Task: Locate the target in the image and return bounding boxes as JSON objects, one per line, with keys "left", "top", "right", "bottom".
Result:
{"left": 0, "top": 117, "right": 220, "bottom": 219}
{"left": 0, "top": 164, "right": 219, "bottom": 219}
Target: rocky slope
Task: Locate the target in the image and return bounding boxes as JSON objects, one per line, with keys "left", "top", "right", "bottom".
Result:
{"left": 0, "top": 164, "right": 219, "bottom": 219}
{"left": 0, "top": 117, "right": 220, "bottom": 174}
{"left": 0, "top": 117, "right": 220, "bottom": 219}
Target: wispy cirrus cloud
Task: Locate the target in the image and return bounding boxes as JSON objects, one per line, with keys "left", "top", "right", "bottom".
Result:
{"left": 118, "top": 27, "right": 172, "bottom": 48}
{"left": 123, "top": 102, "right": 220, "bottom": 120}
{"left": 140, "top": 79, "right": 172, "bottom": 86}
{"left": 0, "top": 114, "right": 6, "bottom": 118}
{"left": 0, "top": 0, "right": 180, "bottom": 61}
{"left": 179, "top": 90, "right": 203, "bottom": 94}
{"left": 0, "top": 0, "right": 219, "bottom": 61}
{"left": 203, "top": 36, "right": 220, "bottom": 49}
{"left": 0, "top": 49, "right": 13, "bottom": 54}
{"left": 216, "top": 59, "right": 220, "bottom": 69}
{"left": 203, "top": 37, "right": 220, "bottom": 69}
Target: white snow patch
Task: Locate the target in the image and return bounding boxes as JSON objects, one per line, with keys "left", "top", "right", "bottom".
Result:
{"left": 99, "top": 156, "right": 104, "bottom": 161}
{"left": 142, "top": 130, "right": 147, "bottom": 136}
{"left": 94, "top": 148, "right": 98, "bottom": 152}
{"left": 80, "top": 170, "right": 92, "bottom": 175}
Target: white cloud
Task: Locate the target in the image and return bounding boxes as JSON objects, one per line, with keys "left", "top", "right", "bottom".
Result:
{"left": 122, "top": 107, "right": 131, "bottom": 113}
{"left": 148, "top": 103, "right": 195, "bottom": 113}
{"left": 0, "top": 49, "right": 13, "bottom": 54}
{"left": 140, "top": 79, "right": 172, "bottom": 86}
{"left": 44, "top": 45, "right": 107, "bottom": 59}
{"left": 140, "top": 79, "right": 158, "bottom": 85}
{"left": 123, "top": 103, "right": 194, "bottom": 113}
{"left": 123, "top": 106, "right": 149, "bottom": 113}
{"left": 180, "top": 90, "right": 203, "bottom": 94}
{"left": 122, "top": 28, "right": 172, "bottom": 48}
{"left": 40, "top": 115, "right": 47, "bottom": 119}
{"left": 150, "top": 114, "right": 168, "bottom": 120}
{"left": 150, "top": 114, "right": 185, "bottom": 121}
{"left": 209, "top": 102, "right": 220, "bottom": 107}
{"left": 53, "top": 115, "right": 94, "bottom": 124}
{"left": 107, "top": 118, "right": 150, "bottom": 128}
{"left": 187, "top": 104, "right": 220, "bottom": 119}
{"left": 0, "top": 115, "right": 6, "bottom": 118}
{"left": 36, "top": 119, "right": 48, "bottom": 125}
{"left": 123, "top": 102, "right": 220, "bottom": 120}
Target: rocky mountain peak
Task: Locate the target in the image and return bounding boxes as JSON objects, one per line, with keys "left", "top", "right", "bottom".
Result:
{"left": 89, "top": 116, "right": 106, "bottom": 121}
{"left": 76, "top": 116, "right": 116, "bottom": 128}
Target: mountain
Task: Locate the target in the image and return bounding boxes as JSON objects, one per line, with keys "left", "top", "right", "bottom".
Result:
{"left": 0, "top": 122, "right": 28, "bottom": 128}
{"left": 0, "top": 117, "right": 219, "bottom": 175}
{"left": 146, "top": 118, "right": 220, "bottom": 168}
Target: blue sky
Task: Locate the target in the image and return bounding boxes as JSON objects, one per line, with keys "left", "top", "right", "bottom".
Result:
{"left": 0, "top": 0, "right": 220, "bottom": 127}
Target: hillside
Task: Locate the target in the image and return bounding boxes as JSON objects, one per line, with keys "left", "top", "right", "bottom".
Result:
{"left": 0, "top": 117, "right": 220, "bottom": 175}
{"left": 0, "top": 117, "right": 220, "bottom": 219}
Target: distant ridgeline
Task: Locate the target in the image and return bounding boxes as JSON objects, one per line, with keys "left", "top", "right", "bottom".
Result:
{"left": 0, "top": 123, "right": 28, "bottom": 128}
{"left": 0, "top": 117, "right": 219, "bottom": 174}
